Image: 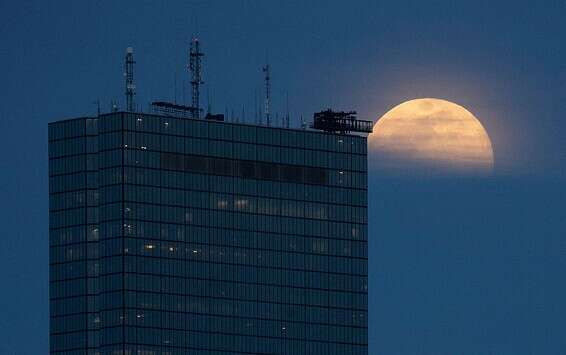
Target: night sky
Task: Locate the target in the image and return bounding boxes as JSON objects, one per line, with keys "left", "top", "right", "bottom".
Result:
{"left": 1, "top": 1, "right": 565, "bottom": 354}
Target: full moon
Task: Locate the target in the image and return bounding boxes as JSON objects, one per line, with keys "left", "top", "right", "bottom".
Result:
{"left": 368, "top": 98, "right": 494, "bottom": 174}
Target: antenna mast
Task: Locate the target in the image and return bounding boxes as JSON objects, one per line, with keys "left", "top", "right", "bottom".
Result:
{"left": 262, "top": 63, "right": 270, "bottom": 126}
{"left": 189, "top": 37, "right": 204, "bottom": 118}
{"left": 124, "top": 47, "right": 136, "bottom": 112}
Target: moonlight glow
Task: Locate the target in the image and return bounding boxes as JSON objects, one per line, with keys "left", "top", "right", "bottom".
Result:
{"left": 368, "top": 98, "right": 494, "bottom": 174}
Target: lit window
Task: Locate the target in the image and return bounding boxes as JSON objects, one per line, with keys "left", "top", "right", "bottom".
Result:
{"left": 217, "top": 200, "right": 228, "bottom": 209}
{"left": 235, "top": 199, "right": 248, "bottom": 209}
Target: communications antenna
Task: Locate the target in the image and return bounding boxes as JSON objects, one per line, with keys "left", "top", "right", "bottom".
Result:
{"left": 189, "top": 37, "right": 204, "bottom": 118}
{"left": 124, "top": 47, "right": 136, "bottom": 112}
{"left": 262, "top": 63, "right": 270, "bottom": 126}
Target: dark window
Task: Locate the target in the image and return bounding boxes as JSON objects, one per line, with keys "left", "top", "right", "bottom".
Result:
{"left": 161, "top": 152, "right": 330, "bottom": 186}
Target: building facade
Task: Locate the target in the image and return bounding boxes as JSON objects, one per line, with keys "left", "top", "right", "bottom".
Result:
{"left": 49, "top": 112, "right": 368, "bottom": 355}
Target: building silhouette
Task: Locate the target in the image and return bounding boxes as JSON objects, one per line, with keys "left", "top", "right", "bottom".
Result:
{"left": 49, "top": 112, "right": 368, "bottom": 354}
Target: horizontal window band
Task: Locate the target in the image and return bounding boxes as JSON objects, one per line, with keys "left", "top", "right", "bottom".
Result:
{"left": 63, "top": 324, "right": 368, "bottom": 347}
{"left": 50, "top": 271, "right": 367, "bottom": 296}
{"left": 49, "top": 239, "right": 367, "bottom": 260}
{"left": 49, "top": 291, "right": 367, "bottom": 313}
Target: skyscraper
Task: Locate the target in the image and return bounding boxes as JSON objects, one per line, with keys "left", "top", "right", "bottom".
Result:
{"left": 49, "top": 112, "right": 368, "bottom": 354}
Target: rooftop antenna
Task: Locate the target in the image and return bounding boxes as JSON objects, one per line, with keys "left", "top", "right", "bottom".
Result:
{"left": 262, "top": 63, "right": 271, "bottom": 126}
{"left": 189, "top": 37, "right": 204, "bottom": 118}
{"left": 124, "top": 47, "right": 136, "bottom": 112}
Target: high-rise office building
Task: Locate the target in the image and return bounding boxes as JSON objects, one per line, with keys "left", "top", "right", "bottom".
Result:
{"left": 49, "top": 112, "right": 368, "bottom": 355}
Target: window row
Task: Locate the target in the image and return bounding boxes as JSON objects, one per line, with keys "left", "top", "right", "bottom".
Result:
{"left": 49, "top": 136, "right": 95, "bottom": 158}
{"left": 50, "top": 260, "right": 99, "bottom": 281}
{"left": 98, "top": 296, "right": 365, "bottom": 328}
{"left": 50, "top": 225, "right": 99, "bottom": 246}
{"left": 116, "top": 234, "right": 366, "bottom": 260}
{"left": 116, "top": 197, "right": 366, "bottom": 224}
{"left": 49, "top": 154, "right": 98, "bottom": 176}
{"left": 50, "top": 190, "right": 99, "bottom": 211}
{"left": 108, "top": 223, "right": 364, "bottom": 256}
{"left": 50, "top": 330, "right": 88, "bottom": 352}
{"left": 51, "top": 313, "right": 101, "bottom": 333}
{"left": 49, "top": 118, "right": 97, "bottom": 141}
{"left": 119, "top": 112, "right": 367, "bottom": 154}
{"left": 50, "top": 207, "right": 99, "bottom": 228}
{"left": 99, "top": 218, "right": 366, "bottom": 243}
{"left": 50, "top": 242, "right": 99, "bottom": 263}
{"left": 115, "top": 168, "right": 367, "bottom": 206}
{"left": 50, "top": 278, "right": 90, "bottom": 298}
{"left": 94, "top": 238, "right": 366, "bottom": 275}
{"left": 96, "top": 259, "right": 368, "bottom": 292}
{"left": 122, "top": 131, "right": 366, "bottom": 171}
{"left": 49, "top": 172, "right": 98, "bottom": 193}
{"left": 96, "top": 309, "right": 366, "bottom": 344}
{"left": 124, "top": 150, "right": 365, "bottom": 189}
{"left": 95, "top": 327, "right": 366, "bottom": 355}
{"left": 125, "top": 273, "right": 367, "bottom": 310}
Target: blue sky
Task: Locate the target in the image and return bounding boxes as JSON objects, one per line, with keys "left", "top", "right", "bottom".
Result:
{"left": 1, "top": 1, "right": 565, "bottom": 353}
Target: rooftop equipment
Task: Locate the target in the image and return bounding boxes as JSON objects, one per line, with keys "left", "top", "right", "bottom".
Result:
{"left": 204, "top": 113, "right": 225, "bottom": 121}
{"left": 151, "top": 101, "right": 199, "bottom": 119}
{"left": 124, "top": 47, "right": 136, "bottom": 112}
{"left": 311, "top": 109, "right": 373, "bottom": 134}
